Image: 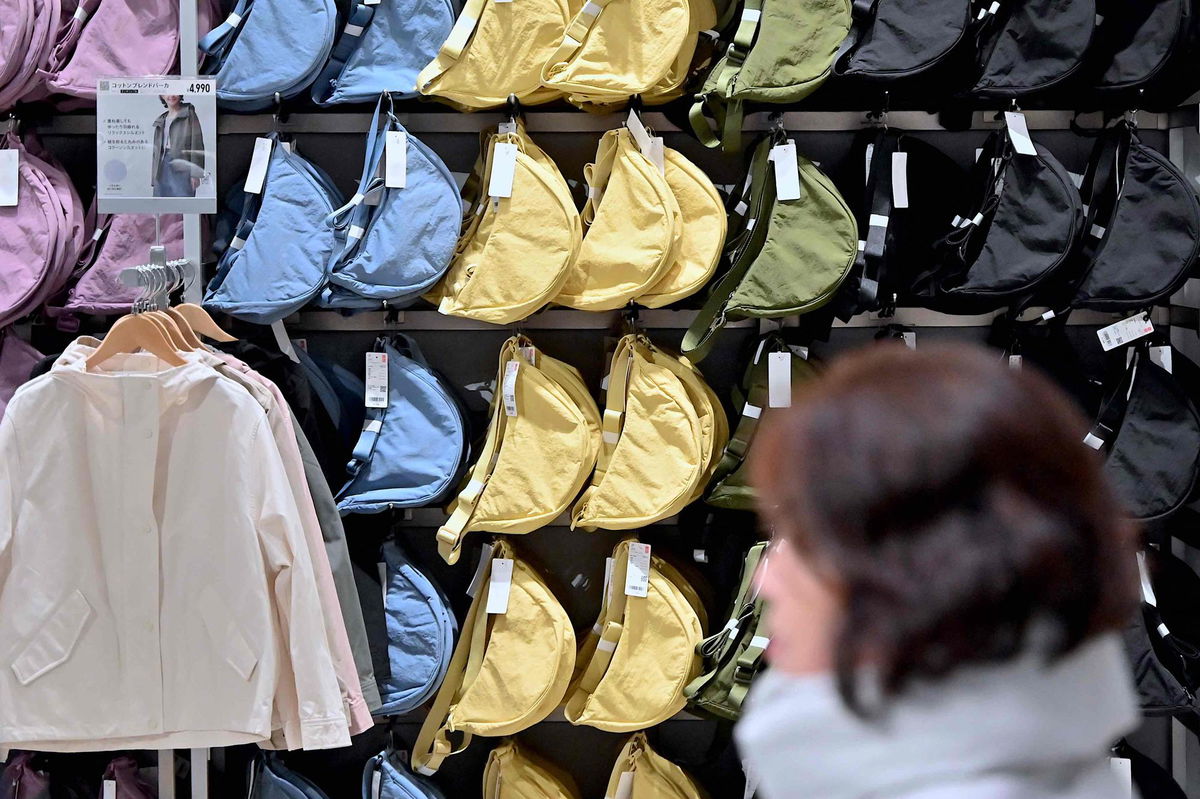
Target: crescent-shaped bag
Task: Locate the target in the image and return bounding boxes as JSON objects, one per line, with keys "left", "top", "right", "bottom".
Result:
{"left": 310, "top": 0, "right": 455, "bottom": 105}
{"left": 337, "top": 336, "right": 469, "bottom": 514}
{"left": 0, "top": 0, "right": 59, "bottom": 110}
{"left": 417, "top": 0, "right": 574, "bottom": 109}
{"left": 102, "top": 757, "right": 155, "bottom": 799}
{"left": 435, "top": 337, "right": 600, "bottom": 564}
{"left": 683, "top": 132, "right": 858, "bottom": 361}
{"left": 909, "top": 123, "right": 1084, "bottom": 314}
{"left": 690, "top": 0, "right": 851, "bottom": 151}
{"left": 572, "top": 335, "right": 710, "bottom": 531}
{"left": 832, "top": 0, "right": 972, "bottom": 83}
{"left": 1069, "top": 123, "right": 1200, "bottom": 311}
{"left": 636, "top": 145, "right": 725, "bottom": 309}
{"left": 411, "top": 540, "right": 576, "bottom": 775}
{"left": 565, "top": 539, "right": 705, "bottom": 732}
{"left": 249, "top": 754, "right": 332, "bottom": 799}
{"left": 1089, "top": 344, "right": 1200, "bottom": 522}
{"left": 555, "top": 129, "right": 682, "bottom": 312}
{"left": 199, "top": 0, "right": 337, "bottom": 111}
{"left": 374, "top": 539, "right": 457, "bottom": 716}
{"left": 204, "top": 135, "right": 344, "bottom": 324}
{"left": 1079, "top": 0, "right": 1200, "bottom": 108}
{"left": 483, "top": 739, "right": 581, "bottom": 799}
{"left": 633, "top": 0, "right": 718, "bottom": 107}
{"left": 969, "top": 0, "right": 1096, "bottom": 98}
{"left": 363, "top": 749, "right": 446, "bottom": 799}
{"left": 0, "top": 329, "right": 41, "bottom": 422}
{"left": 429, "top": 125, "right": 582, "bottom": 324}
{"left": 319, "top": 100, "right": 461, "bottom": 310}
{"left": 602, "top": 734, "right": 707, "bottom": 798}
{"left": 540, "top": 0, "right": 692, "bottom": 107}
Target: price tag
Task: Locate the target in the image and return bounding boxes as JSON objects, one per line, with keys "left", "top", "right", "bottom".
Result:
{"left": 1109, "top": 757, "right": 1132, "bottom": 799}
{"left": 486, "top": 558, "right": 514, "bottom": 614}
{"left": 767, "top": 351, "right": 792, "bottom": 408}
{"left": 365, "top": 352, "right": 389, "bottom": 408}
{"left": 1004, "top": 111, "right": 1038, "bottom": 156}
{"left": 488, "top": 142, "right": 518, "bottom": 199}
{"left": 626, "top": 110, "right": 654, "bottom": 155}
{"left": 0, "top": 149, "right": 17, "bottom": 207}
{"left": 901, "top": 331, "right": 916, "bottom": 349}
{"left": 615, "top": 771, "right": 635, "bottom": 799}
{"left": 1151, "top": 345, "right": 1174, "bottom": 373}
{"left": 770, "top": 141, "right": 802, "bottom": 202}
{"left": 385, "top": 130, "right": 407, "bottom": 189}
{"left": 647, "top": 136, "right": 666, "bottom": 175}
{"left": 603, "top": 556, "right": 615, "bottom": 605}
{"left": 466, "top": 543, "right": 495, "bottom": 598}
{"left": 892, "top": 151, "right": 909, "bottom": 209}
{"left": 1097, "top": 312, "right": 1154, "bottom": 351}
{"left": 502, "top": 360, "right": 520, "bottom": 417}
{"left": 625, "top": 542, "right": 651, "bottom": 598}
{"left": 246, "top": 137, "right": 274, "bottom": 194}
{"left": 370, "top": 769, "right": 382, "bottom": 798}
{"left": 520, "top": 345, "right": 537, "bottom": 365}
{"left": 1009, "top": 354, "right": 1023, "bottom": 370}
{"left": 104, "top": 781, "right": 117, "bottom": 799}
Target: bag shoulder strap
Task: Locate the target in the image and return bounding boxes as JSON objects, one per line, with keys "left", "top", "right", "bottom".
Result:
{"left": 688, "top": 0, "right": 765, "bottom": 150}
{"left": 311, "top": 2, "right": 377, "bottom": 104}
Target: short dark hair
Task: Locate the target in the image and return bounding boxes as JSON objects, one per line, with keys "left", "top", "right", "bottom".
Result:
{"left": 751, "top": 343, "right": 1137, "bottom": 715}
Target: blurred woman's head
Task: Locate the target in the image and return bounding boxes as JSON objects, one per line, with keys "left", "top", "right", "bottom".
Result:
{"left": 751, "top": 342, "right": 1137, "bottom": 714}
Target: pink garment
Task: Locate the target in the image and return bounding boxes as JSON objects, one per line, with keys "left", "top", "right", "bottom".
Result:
{"left": 212, "top": 352, "right": 373, "bottom": 740}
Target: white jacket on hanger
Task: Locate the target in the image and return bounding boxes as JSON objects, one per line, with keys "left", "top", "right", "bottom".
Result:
{"left": 0, "top": 342, "right": 350, "bottom": 752}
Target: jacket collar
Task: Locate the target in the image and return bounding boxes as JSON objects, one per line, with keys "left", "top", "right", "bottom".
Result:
{"left": 49, "top": 339, "right": 222, "bottom": 409}
{"left": 735, "top": 634, "right": 1138, "bottom": 799}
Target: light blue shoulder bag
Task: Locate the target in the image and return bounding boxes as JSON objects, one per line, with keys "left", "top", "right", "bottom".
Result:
{"left": 374, "top": 539, "right": 457, "bottom": 716}
{"left": 319, "top": 96, "right": 462, "bottom": 310}
{"left": 310, "top": 0, "right": 457, "bottom": 106}
{"left": 200, "top": 0, "right": 337, "bottom": 110}
{"left": 337, "top": 335, "right": 469, "bottom": 515}
{"left": 363, "top": 747, "right": 446, "bottom": 799}
{"left": 204, "top": 134, "right": 343, "bottom": 324}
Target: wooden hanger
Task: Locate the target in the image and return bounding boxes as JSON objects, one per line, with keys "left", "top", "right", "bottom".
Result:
{"left": 164, "top": 307, "right": 204, "bottom": 349}
{"left": 85, "top": 314, "right": 187, "bottom": 370}
{"left": 175, "top": 303, "right": 237, "bottom": 343}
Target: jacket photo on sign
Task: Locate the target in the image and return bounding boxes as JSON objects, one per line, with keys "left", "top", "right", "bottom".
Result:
{"left": 151, "top": 97, "right": 205, "bottom": 198}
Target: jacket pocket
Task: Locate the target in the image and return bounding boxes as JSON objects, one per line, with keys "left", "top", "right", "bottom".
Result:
{"left": 198, "top": 586, "right": 258, "bottom": 681}
{"left": 11, "top": 591, "right": 92, "bottom": 686}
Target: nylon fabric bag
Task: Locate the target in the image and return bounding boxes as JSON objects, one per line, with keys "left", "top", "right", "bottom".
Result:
{"left": 1088, "top": 345, "right": 1200, "bottom": 522}
{"left": 337, "top": 335, "right": 469, "bottom": 515}
{"left": 603, "top": 733, "right": 707, "bottom": 799}
{"left": 374, "top": 539, "right": 457, "bottom": 716}
{"left": 682, "top": 132, "right": 857, "bottom": 361}
{"left": 428, "top": 125, "right": 581, "bottom": 324}
{"left": 363, "top": 749, "right": 446, "bottom": 799}
{"left": 968, "top": 0, "right": 1096, "bottom": 98}
{"left": 0, "top": 0, "right": 58, "bottom": 110}
{"left": 909, "top": 124, "right": 1084, "bottom": 314}
{"left": 0, "top": 329, "right": 42, "bottom": 422}
{"left": 572, "top": 335, "right": 721, "bottom": 530}
{"left": 249, "top": 755, "right": 331, "bottom": 799}
{"left": 706, "top": 335, "right": 817, "bottom": 510}
{"left": 540, "top": 0, "right": 693, "bottom": 107}
{"left": 555, "top": 128, "right": 682, "bottom": 312}
{"left": 483, "top": 739, "right": 581, "bottom": 799}
{"left": 411, "top": 540, "right": 576, "bottom": 775}
{"left": 0, "top": 752, "right": 48, "bottom": 799}
{"left": 200, "top": 0, "right": 337, "bottom": 111}
{"left": 102, "top": 757, "right": 156, "bottom": 798}
{"left": 435, "top": 337, "right": 600, "bottom": 564}
{"left": 690, "top": 0, "right": 851, "bottom": 151}
{"left": 1069, "top": 123, "right": 1200, "bottom": 311}
{"left": 832, "top": 0, "right": 972, "bottom": 83}
{"left": 566, "top": 539, "right": 706, "bottom": 732}
{"left": 204, "top": 135, "right": 344, "bottom": 324}
{"left": 684, "top": 542, "right": 767, "bottom": 720}
{"left": 417, "top": 0, "right": 574, "bottom": 109}
{"left": 311, "top": 0, "right": 455, "bottom": 106}
{"left": 319, "top": 101, "right": 461, "bottom": 310}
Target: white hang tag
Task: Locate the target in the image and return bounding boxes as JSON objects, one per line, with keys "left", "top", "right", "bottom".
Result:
{"left": 385, "top": 130, "right": 407, "bottom": 189}
{"left": 1097, "top": 312, "right": 1154, "bottom": 352}
{"left": 519, "top": 345, "right": 537, "bottom": 366}
{"left": 647, "top": 136, "right": 666, "bottom": 175}
{"left": 365, "top": 352, "right": 389, "bottom": 408}
{"left": 245, "top": 137, "right": 274, "bottom": 194}
{"left": 770, "top": 141, "right": 802, "bottom": 202}
{"left": 864, "top": 143, "right": 874, "bottom": 185}
{"left": 693, "top": 549, "right": 708, "bottom": 563}
{"left": 488, "top": 142, "right": 518, "bottom": 199}
{"left": 466, "top": 542, "right": 495, "bottom": 598}
{"left": 1109, "top": 757, "right": 1132, "bottom": 799}
{"left": 742, "top": 758, "right": 761, "bottom": 799}
{"left": 626, "top": 110, "right": 654, "bottom": 155}
{"left": 486, "top": 558, "right": 514, "bottom": 614}
{"left": 1009, "top": 354, "right": 1023, "bottom": 370}
{"left": 615, "top": 771, "right": 635, "bottom": 799}
{"left": 280, "top": 140, "right": 295, "bottom": 154}
{"left": 370, "top": 768, "right": 383, "bottom": 798}
{"left": 1004, "top": 111, "right": 1038, "bottom": 156}
{"left": 603, "top": 556, "right": 615, "bottom": 605}
{"left": 625, "top": 542, "right": 651, "bottom": 598}
{"left": 892, "top": 151, "right": 909, "bottom": 209}
{"left": 377, "top": 562, "right": 388, "bottom": 603}
{"left": 767, "top": 351, "right": 792, "bottom": 408}
{"left": 1151, "top": 345, "right": 1174, "bottom": 373}
{"left": 901, "top": 331, "right": 916, "bottom": 349}
{"left": 502, "top": 360, "right": 520, "bottom": 417}
{"left": 0, "top": 149, "right": 18, "bottom": 207}
{"left": 270, "top": 320, "right": 300, "bottom": 363}
{"left": 103, "top": 780, "right": 117, "bottom": 799}
{"left": 497, "top": 121, "right": 518, "bottom": 134}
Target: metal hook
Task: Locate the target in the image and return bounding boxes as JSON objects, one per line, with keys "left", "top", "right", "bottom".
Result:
{"left": 382, "top": 90, "right": 398, "bottom": 124}
{"left": 272, "top": 92, "right": 290, "bottom": 129}
{"left": 505, "top": 94, "right": 521, "bottom": 124}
